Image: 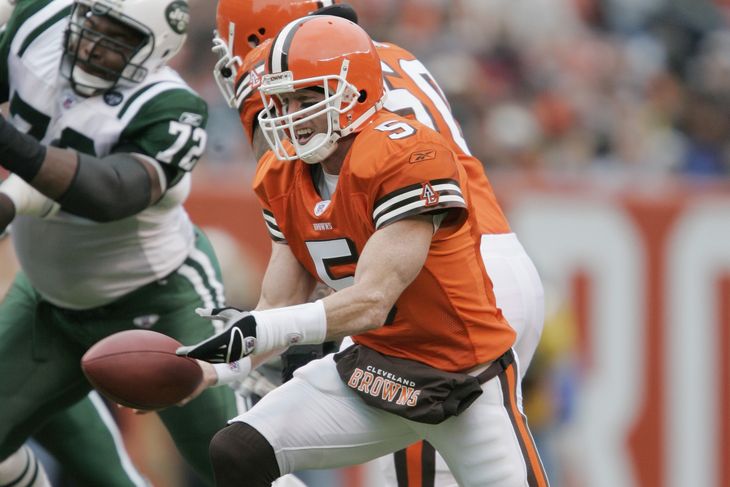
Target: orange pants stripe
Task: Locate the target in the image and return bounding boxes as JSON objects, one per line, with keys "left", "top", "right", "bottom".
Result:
{"left": 499, "top": 362, "right": 550, "bottom": 487}
{"left": 394, "top": 440, "right": 436, "bottom": 487}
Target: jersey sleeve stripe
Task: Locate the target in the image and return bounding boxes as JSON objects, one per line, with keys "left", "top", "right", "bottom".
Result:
{"left": 373, "top": 178, "right": 459, "bottom": 211}
{"left": 234, "top": 64, "right": 265, "bottom": 107}
{"left": 11, "top": 0, "right": 70, "bottom": 56}
{"left": 117, "top": 81, "right": 163, "bottom": 118}
{"left": 373, "top": 179, "right": 462, "bottom": 221}
{"left": 18, "top": 5, "right": 71, "bottom": 58}
{"left": 118, "top": 81, "right": 195, "bottom": 122}
{"left": 374, "top": 194, "right": 466, "bottom": 229}
{"left": 262, "top": 210, "right": 286, "bottom": 242}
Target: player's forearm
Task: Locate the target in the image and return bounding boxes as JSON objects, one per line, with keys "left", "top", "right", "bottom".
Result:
{"left": 256, "top": 242, "right": 316, "bottom": 309}
{"left": 255, "top": 218, "right": 431, "bottom": 346}
{"left": 30, "top": 149, "right": 161, "bottom": 222}
{"left": 0, "top": 114, "right": 162, "bottom": 221}
{"left": 317, "top": 216, "right": 433, "bottom": 338}
{"left": 21, "top": 146, "right": 78, "bottom": 200}
{"left": 245, "top": 284, "right": 390, "bottom": 355}
{"left": 319, "top": 285, "right": 391, "bottom": 339}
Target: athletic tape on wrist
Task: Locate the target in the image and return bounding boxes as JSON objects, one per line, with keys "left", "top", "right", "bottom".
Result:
{"left": 0, "top": 174, "right": 59, "bottom": 217}
{"left": 213, "top": 357, "right": 252, "bottom": 386}
{"left": 250, "top": 300, "right": 328, "bottom": 355}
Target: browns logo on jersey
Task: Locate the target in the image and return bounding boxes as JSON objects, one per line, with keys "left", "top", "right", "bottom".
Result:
{"left": 253, "top": 111, "right": 515, "bottom": 372}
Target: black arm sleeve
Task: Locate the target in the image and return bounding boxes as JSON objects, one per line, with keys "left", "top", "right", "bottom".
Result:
{"left": 57, "top": 153, "right": 153, "bottom": 222}
{"left": 114, "top": 142, "right": 184, "bottom": 187}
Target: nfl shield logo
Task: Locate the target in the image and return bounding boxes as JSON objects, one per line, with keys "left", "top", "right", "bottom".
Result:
{"left": 314, "top": 200, "right": 331, "bottom": 216}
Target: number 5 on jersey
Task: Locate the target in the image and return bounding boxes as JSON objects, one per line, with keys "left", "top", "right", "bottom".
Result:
{"left": 305, "top": 239, "right": 359, "bottom": 291}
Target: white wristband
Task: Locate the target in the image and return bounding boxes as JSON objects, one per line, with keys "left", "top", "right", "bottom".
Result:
{"left": 0, "top": 174, "right": 60, "bottom": 218}
{"left": 250, "top": 300, "right": 327, "bottom": 355}
{"left": 213, "top": 357, "right": 252, "bottom": 386}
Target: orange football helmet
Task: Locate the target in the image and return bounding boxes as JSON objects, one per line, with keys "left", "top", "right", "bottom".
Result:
{"left": 213, "top": 0, "right": 342, "bottom": 108}
{"left": 257, "top": 16, "right": 384, "bottom": 164}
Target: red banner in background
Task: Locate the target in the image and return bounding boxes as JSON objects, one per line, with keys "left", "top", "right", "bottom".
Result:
{"left": 495, "top": 174, "right": 730, "bottom": 487}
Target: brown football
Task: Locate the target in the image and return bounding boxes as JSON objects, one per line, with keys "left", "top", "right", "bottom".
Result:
{"left": 81, "top": 329, "right": 202, "bottom": 410}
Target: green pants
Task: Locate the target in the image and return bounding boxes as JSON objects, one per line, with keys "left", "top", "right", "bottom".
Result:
{"left": 0, "top": 229, "right": 239, "bottom": 486}
{"left": 33, "top": 392, "right": 149, "bottom": 486}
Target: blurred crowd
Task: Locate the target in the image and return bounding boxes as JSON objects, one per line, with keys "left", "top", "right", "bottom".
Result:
{"left": 175, "top": 0, "right": 730, "bottom": 180}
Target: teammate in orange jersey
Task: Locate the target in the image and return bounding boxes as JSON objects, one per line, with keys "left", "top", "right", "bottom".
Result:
{"left": 179, "top": 16, "right": 549, "bottom": 487}
{"left": 213, "top": 1, "right": 545, "bottom": 486}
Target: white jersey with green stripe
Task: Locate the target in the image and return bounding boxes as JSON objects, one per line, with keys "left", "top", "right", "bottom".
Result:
{"left": 3, "top": 0, "right": 209, "bottom": 309}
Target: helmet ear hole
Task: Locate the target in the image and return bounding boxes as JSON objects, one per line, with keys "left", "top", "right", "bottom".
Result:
{"left": 258, "top": 27, "right": 266, "bottom": 35}
{"left": 248, "top": 34, "right": 260, "bottom": 47}
{"left": 357, "top": 90, "right": 367, "bottom": 103}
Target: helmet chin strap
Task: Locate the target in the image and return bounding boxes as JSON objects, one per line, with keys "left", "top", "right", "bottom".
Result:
{"left": 70, "top": 66, "right": 114, "bottom": 96}
{"left": 299, "top": 132, "right": 339, "bottom": 164}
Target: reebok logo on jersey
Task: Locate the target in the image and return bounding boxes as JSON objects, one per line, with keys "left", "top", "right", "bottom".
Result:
{"left": 420, "top": 182, "right": 439, "bottom": 207}
{"left": 179, "top": 112, "right": 203, "bottom": 126}
{"left": 409, "top": 150, "right": 436, "bottom": 163}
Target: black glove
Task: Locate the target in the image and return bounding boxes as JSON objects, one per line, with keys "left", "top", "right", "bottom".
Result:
{"left": 176, "top": 307, "right": 258, "bottom": 363}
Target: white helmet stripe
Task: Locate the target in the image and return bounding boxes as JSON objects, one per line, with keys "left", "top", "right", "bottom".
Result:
{"left": 227, "top": 21, "right": 235, "bottom": 51}
{"left": 269, "top": 17, "right": 312, "bottom": 73}
{"left": 320, "top": 0, "right": 335, "bottom": 6}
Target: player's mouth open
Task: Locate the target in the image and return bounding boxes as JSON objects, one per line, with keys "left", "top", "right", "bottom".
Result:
{"left": 295, "top": 128, "right": 314, "bottom": 144}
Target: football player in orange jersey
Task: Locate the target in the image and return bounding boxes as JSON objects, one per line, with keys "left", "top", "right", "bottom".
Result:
{"left": 212, "top": 1, "right": 545, "bottom": 486}
{"left": 179, "top": 16, "right": 549, "bottom": 487}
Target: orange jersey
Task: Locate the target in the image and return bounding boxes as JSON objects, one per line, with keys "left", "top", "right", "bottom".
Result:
{"left": 238, "top": 40, "right": 510, "bottom": 235}
{"left": 376, "top": 41, "right": 509, "bottom": 235}
{"left": 253, "top": 111, "right": 515, "bottom": 371}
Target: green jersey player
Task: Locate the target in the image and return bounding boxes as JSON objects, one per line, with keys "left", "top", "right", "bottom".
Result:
{"left": 0, "top": 0, "right": 240, "bottom": 485}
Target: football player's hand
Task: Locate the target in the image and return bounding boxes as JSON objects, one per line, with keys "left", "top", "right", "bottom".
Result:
{"left": 177, "top": 360, "right": 218, "bottom": 406}
{"left": 176, "top": 307, "right": 258, "bottom": 363}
